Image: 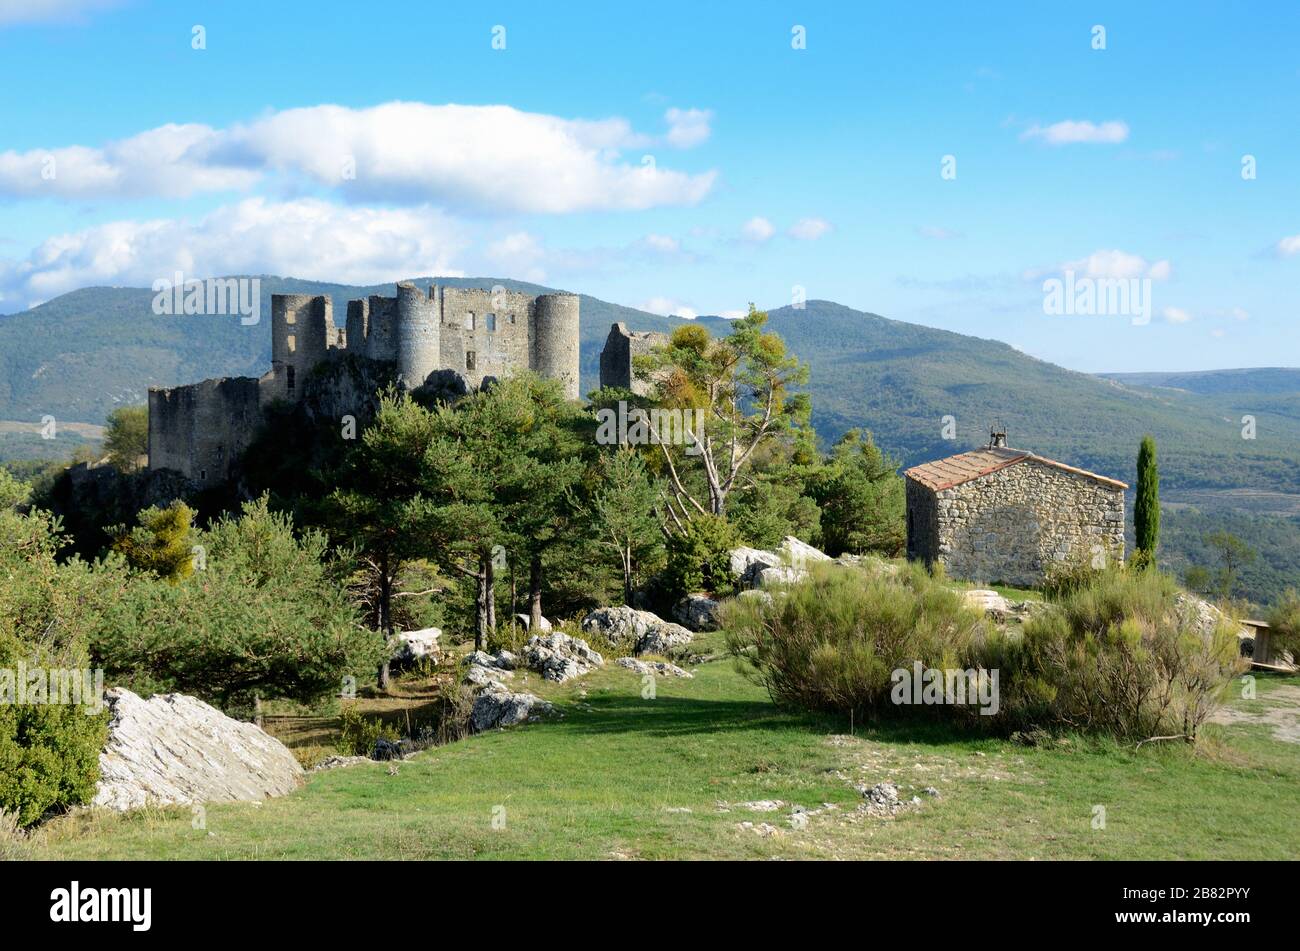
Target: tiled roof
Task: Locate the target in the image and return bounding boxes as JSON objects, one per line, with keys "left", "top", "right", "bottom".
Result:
{"left": 904, "top": 446, "right": 1128, "bottom": 492}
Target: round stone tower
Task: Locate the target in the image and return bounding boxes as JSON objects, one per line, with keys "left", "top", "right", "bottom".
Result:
{"left": 532, "top": 293, "right": 581, "bottom": 400}
{"left": 394, "top": 281, "right": 441, "bottom": 390}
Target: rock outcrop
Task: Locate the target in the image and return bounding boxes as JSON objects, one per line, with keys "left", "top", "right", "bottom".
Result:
{"left": 730, "top": 536, "right": 830, "bottom": 589}
{"left": 393, "top": 627, "right": 441, "bottom": 664}
{"left": 616, "top": 657, "right": 694, "bottom": 678}
{"left": 581, "top": 606, "right": 694, "bottom": 655}
{"left": 672, "top": 594, "right": 721, "bottom": 631}
{"left": 470, "top": 683, "right": 555, "bottom": 732}
{"left": 522, "top": 632, "right": 604, "bottom": 682}
{"left": 93, "top": 688, "right": 304, "bottom": 812}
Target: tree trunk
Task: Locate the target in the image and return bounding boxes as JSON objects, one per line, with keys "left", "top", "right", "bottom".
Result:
{"left": 475, "top": 563, "right": 490, "bottom": 652}
{"left": 529, "top": 552, "right": 543, "bottom": 631}
{"left": 623, "top": 545, "right": 634, "bottom": 606}
{"left": 486, "top": 553, "right": 497, "bottom": 634}
{"left": 509, "top": 556, "right": 518, "bottom": 635}
{"left": 253, "top": 691, "right": 264, "bottom": 730}
{"left": 377, "top": 554, "right": 393, "bottom": 691}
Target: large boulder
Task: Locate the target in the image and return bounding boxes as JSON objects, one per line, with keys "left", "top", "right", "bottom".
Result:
{"left": 757, "top": 565, "right": 808, "bottom": 588}
{"left": 730, "top": 537, "right": 830, "bottom": 589}
{"left": 93, "top": 688, "right": 304, "bottom": 812}
{"left": 673, "top": 593, "right": 721, "bottom": 631}
{"left": 393, "top": 627, "right": 441, "bottom": 664}
{"left": 515, "top": 613, "right": 553, "bottom": 632}
{"left": 779, "top": 535, "right": 831, "bottom": 568}
{"left": 581, "top": 606, "right": 694, "bottom": 655}
{"left": 522, "top": 632, "right": 604, "bottom": 682}
{"left": 470, "top": 683, "right": 555, "bottom": 732}
{"left": 730, "top": 547, "right": 782, "bottom": 588}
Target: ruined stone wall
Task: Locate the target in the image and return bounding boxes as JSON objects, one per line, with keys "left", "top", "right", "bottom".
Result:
{"left": 269, "top": 294, "right": 335, "bottom": 402}
{"left": 147, "top": 377, "right": 262, "bottom": 488}
{"left": 931, "top": 460, "right": 1125, "bottom": 587}
{"left": 599, "top": 322, "right": 669, "bottom": 395}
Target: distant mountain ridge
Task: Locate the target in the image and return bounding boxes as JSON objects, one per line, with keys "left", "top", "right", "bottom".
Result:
{"left": 2, "top": 278, "right": 1298, "bottom": 500}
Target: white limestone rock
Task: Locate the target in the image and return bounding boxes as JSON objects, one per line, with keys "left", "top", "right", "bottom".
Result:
{"left": 522, "top": 632, "right": 604, "bottom": 682}
{"left": 581, "top": 606, "right": 695, "bottom": 655}
{"left": 617, "top": 657, "right": 694, "bottom": 679}
{"left": 393, "top": 627, "right": 441, "bottom": 663}
{"left": 672, "top": 593, "right": 721, "bottom": 631}
{"left": 470, "top": 683, "right": 555, "bottom": 732}
{"left": 92, "top": 688, "right": 304, "bottom": 812}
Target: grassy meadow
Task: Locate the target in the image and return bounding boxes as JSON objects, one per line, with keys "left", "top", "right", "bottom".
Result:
{"left": 30, "top": 630, "right": 1300, "bottom": 861}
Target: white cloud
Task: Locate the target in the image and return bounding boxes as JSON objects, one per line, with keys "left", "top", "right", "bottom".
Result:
{"left": 1020, "top": 120, "right": 1130, "bottom": 145}
{"left": 1275, "top": 234, "right": 1300, "bottom": 257}
{"left": 1026, "top": 249, "right": 1172, "bottom": 282}
{"left": 0, "top": 124, "right": 257, "bottom": 198}
{"left": 1232, "top": 306, "right": 1249, "bottom": 321}
{"left": 640, "top": 233, "right": 681, "bottom": 254}
{"left": 0, "top": 102, "right": 718, "bottom": 212}
{"left": 788, "top": 217, "right": 831, "bottom": 240}
{"left": 917, "top": 226, "right": 961, "bottom": 240}
{"left": 484, "top": 231, "right": 546, "bottom": 283}
{"left": 1162, "top": 306, "right": 1192, "bottom": 324}
{"left": 663, "top": 108, "right": 713, "bottom": 148}
{"left": 0, "top": 0, "right": 119, "bottom": 26}
{"left": 0, "top": 198, "right": 467, "bottom": 309}
{"left": 639, "top": 296, "right": 697, "bottom": 319}
{"left": 741, "top": 216, "right": 775, "bottom": 243}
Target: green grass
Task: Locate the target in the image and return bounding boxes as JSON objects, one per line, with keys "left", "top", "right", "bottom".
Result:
{"left": 31, "top": 642, "right": 1300, "bottom": 860}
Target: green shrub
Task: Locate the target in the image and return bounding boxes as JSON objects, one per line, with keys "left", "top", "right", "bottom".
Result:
{"left": 0, "top": 478, "right": 110, "bottom": 827}
{"left": 722, "top": 560, "right": 990, "bottom": 722}
{"left": 1010, "top": 567, "right": 1244, "bottom": 740}
{"left": 93, "top": 496, "right": 387, "bottom": 712}
{"left": 336, "top": 704, "right": 400, "bottom": 756}
{"left": 662, "top": 513, "right": 738, "bottom": 598}
{"left": 1266, "top": 589, "right": 1300, "bottom": 662}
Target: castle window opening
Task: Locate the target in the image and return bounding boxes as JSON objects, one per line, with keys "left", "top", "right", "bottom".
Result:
{"left": 507, "top": 313, "right": 516, "bottom": 324}
{"left": 485, "top": 313, "right": 497, "bottom": 333}
{"left": 464, "top": 312, "right": 475, "bottom": 331}
{"left": 286, "top": 334, "right": 296, "bottom": 353}
{"left": 286, "top": 365, "right": 295, "bottom": 393}
{"left": 466, "top": 351, "right": 476, "bottom": 372}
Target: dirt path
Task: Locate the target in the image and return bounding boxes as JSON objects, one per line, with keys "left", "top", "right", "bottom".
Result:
{"left": 1210, "top": 684, "right": 1300, "bottom": 744}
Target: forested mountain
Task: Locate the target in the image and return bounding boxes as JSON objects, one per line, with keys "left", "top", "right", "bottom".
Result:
{"left": 2, "top": 278, "right": 1296, "bottom": 604}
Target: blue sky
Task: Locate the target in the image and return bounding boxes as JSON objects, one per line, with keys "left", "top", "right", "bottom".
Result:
{"left": 0, "top": 0, "right": 1297, "bottom": 372}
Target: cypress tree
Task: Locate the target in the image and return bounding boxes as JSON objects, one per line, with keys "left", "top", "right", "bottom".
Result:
{"left": 1135, "top": 435, "right": 1160, "bottom": 564}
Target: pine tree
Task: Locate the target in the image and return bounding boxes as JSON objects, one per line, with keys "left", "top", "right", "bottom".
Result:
{"left": 1134, "top": 435, "right": 1160, "bottom": 566}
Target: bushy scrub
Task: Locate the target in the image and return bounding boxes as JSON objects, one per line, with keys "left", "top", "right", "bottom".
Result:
{"left": 722, "top": 560, "right": 990, "bottom": 722}
{"left": 1009, "top": 567, "right": 1244, "bottom": 740}
{"left": 93, "top": 496, "right": 387, "bottom": 712}
{"left": 0, "top": 471, "right": 110, "bottom": 827}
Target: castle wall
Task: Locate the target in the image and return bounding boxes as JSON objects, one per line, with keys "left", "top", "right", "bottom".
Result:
{"left": 147, "top": 377, "right": 262, "bottom": 488}
{"left": 147, "top": 284, "right": 586, "bottom": 489}
{"left": 438, "top": 286, "right": 536, "bottom": 390}
{"left": 925, "top": 460, "right": 1125, "bottom": 587}
{"left": 270, "top": 294, "right": 335, "bottom": 401}
{"left": 599, "top": 322, "right": 669, "bottom": 395}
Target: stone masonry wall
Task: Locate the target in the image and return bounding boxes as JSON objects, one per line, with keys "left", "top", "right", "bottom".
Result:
{"left": 932, "top": 460, "right": 1125, "bottom": 587}
{"left": 905, "top": 476, "right": 939, "bottom": 564}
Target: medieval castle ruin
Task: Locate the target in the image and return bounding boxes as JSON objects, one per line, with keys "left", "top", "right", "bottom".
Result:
{"left": 149, "top": 283, "right": 582, "bottom": 487}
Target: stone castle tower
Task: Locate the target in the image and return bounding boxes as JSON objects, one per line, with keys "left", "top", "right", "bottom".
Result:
{"left": 148, "top": 282, "right": 581, "bottom": 487}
